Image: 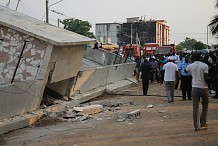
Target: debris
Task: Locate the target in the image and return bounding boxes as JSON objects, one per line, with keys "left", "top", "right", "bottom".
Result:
{"left": 70, "top": 116, "right": 82, "bottom": 123}
{"left": 146, "top": 104, "right": 154, "bottom": 108}
{"left": 53, "top": 100, "right": 64, "bottom": 104}
{"left": 73, "top": 105, "right": 103, "bottom": 115}
{"left": 114, "top": 112, "right": 127, "bottom": 122}
{"left": 129, "top": 101, "right": 135, "bottom": 106}
{"left": 158, "top": 110, "right": 166, "bottom": 113}
{"left": 127, "top": 110, "right": 141, "bottom": 119}
{"left": 105, "top": 101, "right": 121, "bottom": 107}
{"left": 90, "top": 100, "right": 121, "bottom": 107}
{"left": 45, "top": 112, "right": 57, "bottom": 120}
{"left": 79, "top": 115, "right": 90, "bottom": 121}
{"left": 40, "top": 104, "right": 47, "bottom": 109}
{"left": 97, "top": 118, "right": 103, "bottom": 121}
{"left": 62, "top": 110, "right": 76, "bottom": 119}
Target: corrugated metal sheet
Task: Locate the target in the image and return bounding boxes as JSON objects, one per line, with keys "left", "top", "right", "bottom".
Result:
{"left": 0, "top": 6, "right": 95, "bottom": 46}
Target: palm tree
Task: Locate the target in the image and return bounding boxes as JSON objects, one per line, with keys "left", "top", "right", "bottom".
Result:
{"left": 209, "top": 0, "right": 218, "bottom": 37}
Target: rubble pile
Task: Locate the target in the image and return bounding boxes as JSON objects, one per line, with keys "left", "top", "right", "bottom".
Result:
{"left": 43, "top": 100, "right": 142, "bottom": 123}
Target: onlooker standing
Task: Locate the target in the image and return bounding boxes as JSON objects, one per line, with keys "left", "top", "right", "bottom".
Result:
{"left": 186, "top": 52, "right": 209, "bottom": 132}
{"left": 171, "top": 51, "right": 180, "bottom": 89}
{"left": 140, "top": 59, "right": 151, "bottom": 96}
{"left": 163, "top": 57, "right": 179, "bottom": 103}
{"left": 171, "top": 51, "right": 180, "bottom": 64}
{"left": 159, "top": 54, "right": 167, "bottom": 84}
{"left": 178, "top": 55, "right": 192, "bottom": 100}
{"left": 149, "top": 58, "right": 159, "bottom": 83}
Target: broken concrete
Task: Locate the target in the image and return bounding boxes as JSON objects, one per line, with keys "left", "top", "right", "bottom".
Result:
{"left": 114, "top": 112, "right": 128, "bottom": 122}
{"left": 146, "top": 104, "right": 154, "bottom": 108}
{"left": 127, "top": 110, "right": 141, "bottom": 120}
{"left": 73, "top": 105, "right": 103, "bottom": 115}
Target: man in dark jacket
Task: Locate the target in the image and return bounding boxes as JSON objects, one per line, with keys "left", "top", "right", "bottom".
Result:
{"left": 140, "top": 59, "right": 151, "bottom": 95}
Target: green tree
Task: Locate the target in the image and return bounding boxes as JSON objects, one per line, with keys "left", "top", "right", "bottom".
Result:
{"left": 177, "top": 37, "right": 208, "bottom": 50}
{"left": 61, "top": 18, "right": 95, "bottom": 39}
{"left": 209, "top": 0, "right": 218, "bottom": 37}
{"left": 176, "top": 44, "right": 183, "bottom": 51}
{"left": 194, "top": 41, "right": 206, "bottom": 50}
{"left": 179, "top": 37, "right": 197, "bottom": 50}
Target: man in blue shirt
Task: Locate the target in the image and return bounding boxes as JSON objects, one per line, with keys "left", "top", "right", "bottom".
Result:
{"left": 178, "top": 55, "right": 192, "bottom": 100}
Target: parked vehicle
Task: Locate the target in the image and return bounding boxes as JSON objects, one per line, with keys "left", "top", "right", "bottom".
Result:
{"left": 122, "top": 44, "right": 141, "bottom": 57}
{"left": 143, "top": 43, "right": 159, "bottom": 55}
{"left": 156, "top": 44, "right": 176, "bottom": 54}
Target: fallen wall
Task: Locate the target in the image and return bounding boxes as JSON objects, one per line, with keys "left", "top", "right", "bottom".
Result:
{"left": 48, "top": 45, "right": 85, "bottom": 83}
{"left": 83, "top": 48, "right": 126, "bottom": 65}
{"left": 69, "top": 62, "right": 136, "bottom": 96}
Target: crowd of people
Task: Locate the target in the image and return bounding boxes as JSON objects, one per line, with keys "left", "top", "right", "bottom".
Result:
{"left": 134, "top": 49, "right": 218, "bottom": 131}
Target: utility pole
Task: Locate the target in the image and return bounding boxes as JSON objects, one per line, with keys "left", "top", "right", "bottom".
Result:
{"left": 58, "top": 19, "right": 60, "bottom": 27}
{"left": 46, "top": 0, "right": 49, "bottom": 23}
{"left": 46, "top": 0, "right": 63, "bottom": 24}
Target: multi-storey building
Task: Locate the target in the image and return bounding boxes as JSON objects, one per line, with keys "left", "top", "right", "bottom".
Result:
{"left": 95, "top": 23, "right": 122, "bottom": 45}
{"left": 95, "top": 18, "right": 170, "bottom": 46}
{"left": 153, "top": 20, "right": 170, "bottom": 46}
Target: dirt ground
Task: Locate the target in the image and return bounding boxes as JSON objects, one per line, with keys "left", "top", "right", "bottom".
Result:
{"left": 1, "top": 81, "right": 218, "bottom": 146}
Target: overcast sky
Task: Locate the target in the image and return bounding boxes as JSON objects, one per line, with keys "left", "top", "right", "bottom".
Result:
{"left": 0, "top": 0, "right": 217, "bottom": 45}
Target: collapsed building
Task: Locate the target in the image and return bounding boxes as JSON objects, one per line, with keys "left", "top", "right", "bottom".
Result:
{"left": 0, "top": 5, "right": 136, "bottom": 134}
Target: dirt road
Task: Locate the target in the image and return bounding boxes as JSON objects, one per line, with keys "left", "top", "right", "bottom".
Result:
{"left": 1, "top": 82, "right": 218, "bottom": 146}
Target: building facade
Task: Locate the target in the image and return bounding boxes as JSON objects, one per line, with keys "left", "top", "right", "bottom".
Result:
{"left": 96, "top": 18, "right": 170, "bottom": 46}
{"left": 121, "top": 19, "right": 170, "bottom": 46}
{"left": 95, "top": 23, "right": 122, "bottom": 45}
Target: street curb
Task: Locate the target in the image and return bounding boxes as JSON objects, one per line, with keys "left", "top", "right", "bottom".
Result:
{"left": 0, "top": 111, "right": 44, "bottom": 136}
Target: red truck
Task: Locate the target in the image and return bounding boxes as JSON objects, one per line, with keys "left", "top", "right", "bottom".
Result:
{"left": 122, "top": 44, "right": 141, "bottom": 57}
{"left": 143, "top": 43, "right": 159, "bottom": 55}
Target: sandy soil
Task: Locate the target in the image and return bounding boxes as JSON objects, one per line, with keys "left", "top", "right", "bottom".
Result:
{"left": 0, "top": 81, "right": 218, "bottom": 146}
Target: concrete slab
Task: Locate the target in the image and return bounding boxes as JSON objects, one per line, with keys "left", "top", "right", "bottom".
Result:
{"left": 74, "top": 105, "right": 103, "bottom": 115}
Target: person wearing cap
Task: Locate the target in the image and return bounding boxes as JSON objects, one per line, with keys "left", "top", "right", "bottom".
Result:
{"left": 185, "top": 52, "right": 209, "bottom": 132}
{"left": 163, "top": 56, "right": 179, "bottom": 103}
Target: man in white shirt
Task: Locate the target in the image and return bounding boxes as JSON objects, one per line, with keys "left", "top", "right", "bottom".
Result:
{"left": 163, "top": 57, "right": 179, "bottom": 103}
{"left": 186, "top": 52, "right": 209, "bottom": 132}
{"left": 171, "top": 51, "right": 180, "bottom": 65}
